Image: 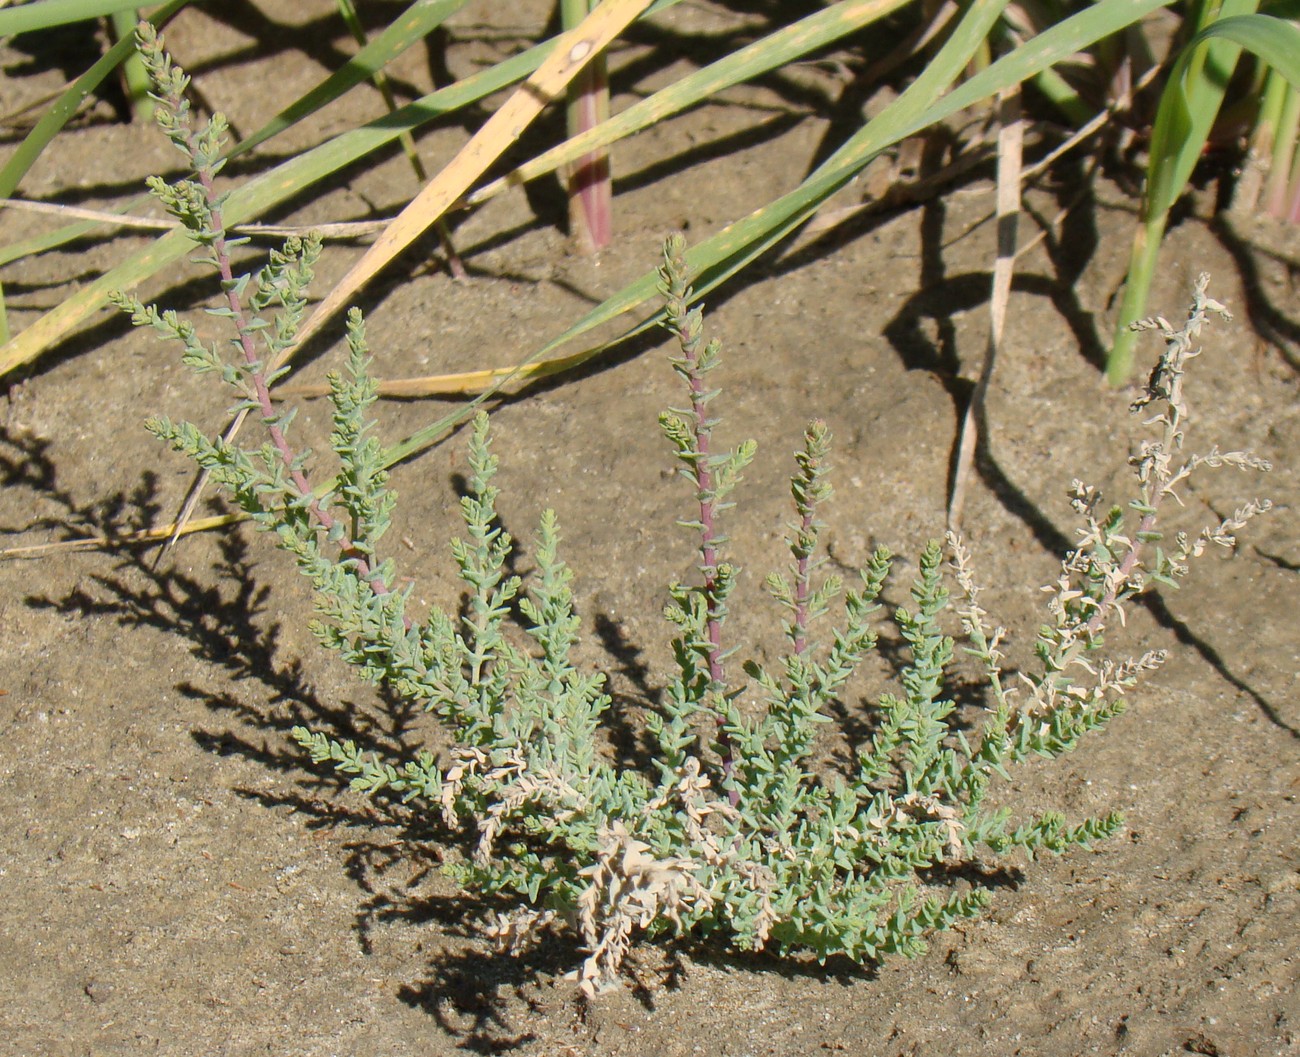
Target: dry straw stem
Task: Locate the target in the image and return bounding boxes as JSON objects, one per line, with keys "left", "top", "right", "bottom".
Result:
{"left": 0, "top": 198, "right": 389, "bottom": 239}
{"left": 947, "top": 85, "right": 1022, "bottom": 531}
{"left": 0, "top": 512, "right": 238, "bottom": 561}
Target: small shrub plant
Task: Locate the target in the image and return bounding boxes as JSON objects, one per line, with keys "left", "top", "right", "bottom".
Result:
{"left": 119, "top": 27, "right": 1272, "bottom": 997}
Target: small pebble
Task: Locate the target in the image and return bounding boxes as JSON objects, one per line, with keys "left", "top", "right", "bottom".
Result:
{"left": 84, "top": 981, "right": 114, "bottom": 1004}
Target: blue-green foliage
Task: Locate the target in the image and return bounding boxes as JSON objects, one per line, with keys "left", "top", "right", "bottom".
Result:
{"left": 134, "top": 233, "right": 1130, "bottom": 975}
{"left": 125, "top": 28, "right": 1269, "bottom": 992}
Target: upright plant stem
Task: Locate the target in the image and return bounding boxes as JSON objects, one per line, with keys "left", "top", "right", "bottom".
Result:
{"left": 561, "top": 0, "right": 612, "bottom": 251}
{"left": 792, "top": 501, "right": 814, "bottom": 658}
{"left": 1262, "top": 83, "right": 1300, "bottom": 218}
{"left": 138, "top": 27, "right": 395, "bottom": 605}
{"left": 666, "top": 286, "right": 726, "bottom": 684}
{"left": 110, "top": 10, "right": 154, "bottom": 123}
{"left": 659, "top": 235, "right": 748, "bottom": 786}
{"left": 682, "top": 340, "right": 726, "bottom": 688}
{"left": 195, "top": 164, "right": 388, "bottom": 597}
{"left": 788, "top": 421, "right": 830, "bottom": 659}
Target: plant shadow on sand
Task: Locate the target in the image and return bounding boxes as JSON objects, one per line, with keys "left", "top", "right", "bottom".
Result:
{"left": 4, "top": 420, "right": 1044, "bottom": 1048}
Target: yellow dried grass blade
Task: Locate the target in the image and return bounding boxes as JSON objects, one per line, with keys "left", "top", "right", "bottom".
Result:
{"left": 159, "top": 0, "right": 655, "bottom": 551}
{"left": 0, "top": 512, "right": 238, "bottom": 561}
{"left": 288, "top": 0, "right": 657, "bottom": 355}
{"left": 274, "top": 340, "right": 602, "bottom": 398}
{"left": 466, "top": 0, "right": 913, "bottom": 210}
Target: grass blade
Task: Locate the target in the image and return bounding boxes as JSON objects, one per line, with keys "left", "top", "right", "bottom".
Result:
{"left": 108, "top": 10, "right": 154, "bottom": 123}
{"left": 0, "top": 0, "right": 191, "bottom": 200}
{"left": 1107, "top": 8, "right": 1300, "bottom": 383}
{"left": 1262, "top": 80, "right": 1300, "bottom": 214}
{"left": 329, "top": 0, "right": 466, "bottom": 275}
{"left": 0, "top": 0, "right": 465, "bottom": 272}
{"left": 0, "top": 0, "right": 687, "bottom": 377}
{"left": 1258, "top": 67, "right": 1298, "bottom": 212}
{"left": 0, "top": 0, "right": 156, "bottom": 35}
{"left": 468, "top": 0, "right": 914, "bottom": 211}
{"left": 0, "top": 0, "right": 465, "bottom": 255}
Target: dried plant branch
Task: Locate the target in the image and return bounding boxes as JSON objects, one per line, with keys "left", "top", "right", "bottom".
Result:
{"left": 0, "top": 197, "right": 391, "bottom": 239}
{"left": 948, "top": 85, "right": 1022, "bottom": 531}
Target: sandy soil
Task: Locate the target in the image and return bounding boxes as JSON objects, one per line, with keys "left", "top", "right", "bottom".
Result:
{"left": 2, "top": 3, "right": 1297, "bottom": 1055}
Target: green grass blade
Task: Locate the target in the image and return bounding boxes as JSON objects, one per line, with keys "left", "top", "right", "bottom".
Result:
{"left": 4, "top": 0, "right": 874, "bottom": 268}
{"left": 1200, "top": 14, "right": 1300, "bottom": 84}
{"left": 1107, "top": 7, "right": 1300, "bottom": 383}
{"left": 0, "top": 0, "right": 156, "bottom": 35}
{"left": 229, "top": 0, "right": 472, "bottom": 160}
{"left": 1027, "top": 66, "right": 1093, "bottom": 126}
{"left": 1147, "top": 3, "right": 1264, "bottom": 220}
{"left": 470, "top": 0, "right": 914, "bottom": 209}
{"left": 108, "top": 10, "right": 154, "bottom": 123}
{"left": 374, "top": 0, "right": 1177, "bottom": 467}
{"left": 0, "top": 0, "right": 686, "bottom": 376}
{"left": 0, "top": 0, "right": 191, "bottom": 200}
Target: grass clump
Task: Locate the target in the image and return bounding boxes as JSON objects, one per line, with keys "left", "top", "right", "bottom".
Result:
{"left": 122, "top": 27, "right": 1272, "bottom": 997}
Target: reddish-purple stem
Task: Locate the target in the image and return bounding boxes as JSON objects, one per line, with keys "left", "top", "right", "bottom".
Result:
{"left": 1084, "top": 510, "right": 1157, "bottom": 638}
{"left": 567, "top": 58, "right": 612, "bottom": 252}
{"left": 792, "top": 507, "right": 815, "bottom": 657}
{"left": 195, "top": 164, "right": 393, "bottom": 606}
{"left": 681, "top": 339, "right": 734, "bottom": 793}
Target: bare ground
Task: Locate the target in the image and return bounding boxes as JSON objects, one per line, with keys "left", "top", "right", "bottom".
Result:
{"left": 1, "top": 3, "right": 1297, "bottom": 1055}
